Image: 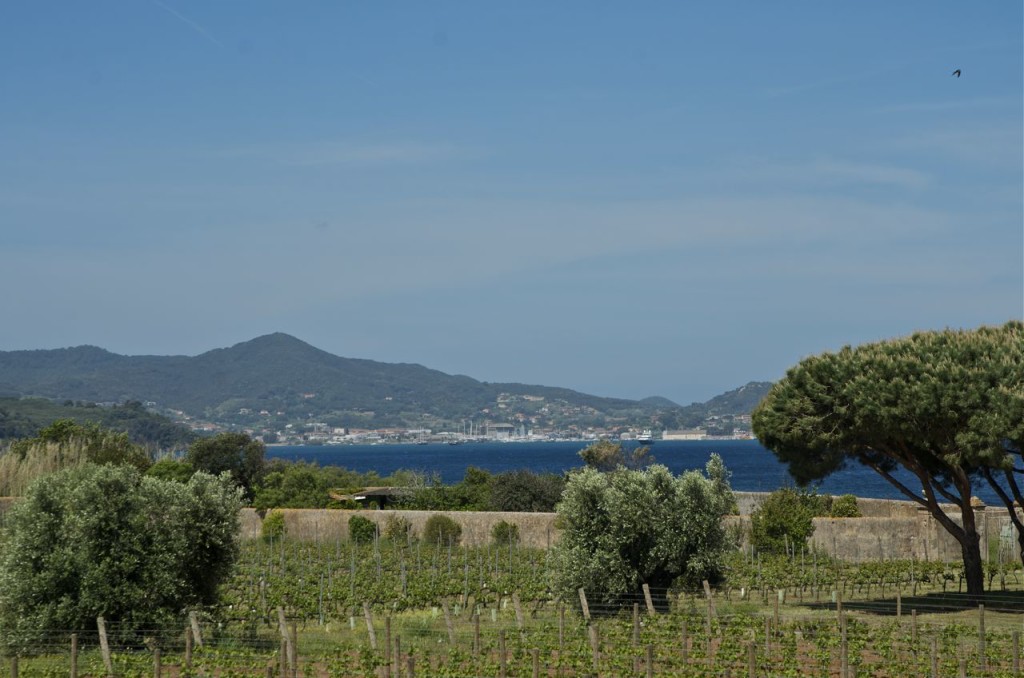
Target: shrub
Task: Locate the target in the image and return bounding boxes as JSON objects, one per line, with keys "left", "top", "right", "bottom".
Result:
{"left": 423, "top": 514, "right": 462, "bottom": 546}
{"left": 348, "top": 515, "right": 378, "bottom": 544}
{"left": 750, "top": 487, "right": 817, "bottom": 555}
{"left": 489, "top": 469, "right": 565, "bottom": 512}
{"left": 578, "top": 440, "right": 653, "bottom": 472}
{"left": 400, "top": 467, "right": 493, "bottom": 511}
{"left": 550, "top": 455, "right": 735, "bottom": 609}
{"left": 383, "top": 515, "right": 413, "bottom": 542}
{"left": 186, "top": 432, "right": 265, "bottom": 501}
{"left": 830, "top": 494, "right": 861, "bottom": 517}
{"left": 491, "top": 520, "right": 520, "bottom": 546}
{"left": 262, "top": 510, "right": 286, "bottom": 541}
{"left": 0, "top": 464, "right": 241, "bottom": 649}
{"left": 146, "top": 458, "right": 195, "bottom": 483}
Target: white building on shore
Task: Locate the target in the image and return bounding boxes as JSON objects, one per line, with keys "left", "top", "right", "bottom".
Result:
{"left": 662, "top": 428, "right": 707, "bottom": 441}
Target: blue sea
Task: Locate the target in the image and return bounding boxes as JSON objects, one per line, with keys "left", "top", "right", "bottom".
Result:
{"left": 266, "top": 439, "right": 1002, "bottom": 503}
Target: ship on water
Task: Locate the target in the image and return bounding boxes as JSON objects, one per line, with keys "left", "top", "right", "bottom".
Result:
{"left": 636, "top": 429, "right": 655, "bottom": 444}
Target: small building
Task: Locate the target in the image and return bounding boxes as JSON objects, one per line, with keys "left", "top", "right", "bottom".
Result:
{"left": 486, "top": 422, "right": 515, "bottom": 440}
{"left": 329, "top": 487, "right": 410, "bottom": 509}
{"left": 662, "top": 429, "right": 707, "bottom": 441}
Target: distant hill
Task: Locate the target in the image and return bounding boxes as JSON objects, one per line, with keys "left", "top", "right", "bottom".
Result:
{"left": 701, "top": 382, "right": 774, "bottom": 416}
{"left": 0, "top": 398, "right": 195, "bottom": 450}
{"left": 0, "top": 334, "right": 770, "bottom": 430}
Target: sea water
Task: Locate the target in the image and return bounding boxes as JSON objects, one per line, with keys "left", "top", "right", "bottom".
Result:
{"left": 267, "top": 438, "right": 1000, "bottom": 502}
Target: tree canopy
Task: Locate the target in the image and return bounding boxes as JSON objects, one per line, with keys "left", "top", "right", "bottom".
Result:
{"left": 0, "top": 464, "right": 241, "bottom": 649}
{"left": 578, "top": 439, "right": 653, "bottom": 472}
{"left": 186, "top": 432, "right": 265, "bottom": 500}
{"left": 550, "top": 456, "right": 735, "bottom": 609}
{"left": 752, "top": 321, "right": 1024, "bottom": 595}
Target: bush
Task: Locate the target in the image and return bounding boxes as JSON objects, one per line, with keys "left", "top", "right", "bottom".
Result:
{"left": 383, "top": 515, "right": 413, "bottom": 542}
{"left": 750, "top": 488, "right": 818, "bottom": 555}
{"left": 550, "top": 455, "right": 735, "bottom": 609}
{"left": 146, "top": 458, "right": 195, "bottom": 483}
{"left": 262, "top": 510, "right": 286, "bottom": 541}
{"left": 186, "top": 432, "right": 265, "bottom": 501}
{"left": 491, "top": 520, "right": 520, "bottom": 546}
{"left": 400, "top": 467, "right": 493, "bottom": 511}
{"left": 830, "top": 494, "right": 861, "bottom": 517}
{"left": 348, "top": 515, "right": 378, "bottom": 544}
{"left": 423, "top": 514, "right": 462, "bottom": 546}
{"left": 0, "top": 464, "right": 241, "bottom": 649}
{"left": 578, "top": 440, "right": 653, "bottom": 472}
{"left": 489, "top": 469, "right": 565, "bottom": 512}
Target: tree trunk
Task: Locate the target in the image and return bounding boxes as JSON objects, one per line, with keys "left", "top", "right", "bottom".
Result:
{"left": 918, "top": 474, "right": 986, "bottom": 597}
{"left": 960, "top": 537, "right": 985, "bottom": 597}
{"left": 955, "top": 495, "right": 986, "bottom": 597}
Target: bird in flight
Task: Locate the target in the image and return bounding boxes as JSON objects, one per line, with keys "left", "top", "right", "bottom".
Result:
{"left": 952, "top": 69, "right": 961, "bottom": 78}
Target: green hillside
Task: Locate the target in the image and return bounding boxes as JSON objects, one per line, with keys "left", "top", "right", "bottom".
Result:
{"left": 0, "top": 399, "right": 195, "bottom": 450}
{"left": 0, "top": 334, "right": 771, "bottom": 430}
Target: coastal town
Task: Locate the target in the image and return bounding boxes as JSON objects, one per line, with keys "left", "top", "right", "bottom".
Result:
{"left": 167, "top": 401, "right": 757, "bottom": 448}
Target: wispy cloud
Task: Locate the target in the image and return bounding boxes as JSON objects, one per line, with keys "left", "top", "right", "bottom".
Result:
{"left": 207, "top": 140, "right": 468, "bottom": 167}
{"left": 760, "top": 61, "right": 919, "bottom": 99}
{"left": 149, "top": 0, "right": 227, "bottom": 49}
{"left": 889, "top": 125, "right": 1023, "bottom": 168}
{"left": 701, "top": 156, "right": 933, "bottom": 191}
{"left": 800, "top": 159, "right": 933, "bottom": 190}
{"left": 871, "top": 96, "right": 1017, "bottom": 114}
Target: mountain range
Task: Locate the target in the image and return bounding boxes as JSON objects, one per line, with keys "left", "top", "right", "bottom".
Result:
{"left": 0, "top": 333, "right": 771, "bottom": 430}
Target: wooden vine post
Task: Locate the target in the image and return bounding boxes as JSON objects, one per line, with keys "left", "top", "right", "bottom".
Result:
{"left": 588, "top": 624, "right": 601, "bottom": 674}
{"left": 578, "top": 588, "right": 591, "bottom": 621}
{"left": 290, "top": 622, "right": 299, "bottom": 678}
{"left": 184, "top": 626, "right": 193, "bottom": 669}
{"left": 362, "top": 603, "right": 378, "bottom": 651}
{"left": 96, "top": 617, "right": 113, "bottom": 677}
{"left": 189, "top": 610, "right": 204, "bottom": 648}
{"left": 702, "top": 581, "right": 715, "bottom": 638}
{"left": 978, "top": 603, "right": 987, "bottom": 672}
{"left": 442, "top": 601, "right": 456, "bottom": 645}
{"left": 276, "top": 608, "right": 294, "bottom": 672}
{"left": 384, "top": 616, "right": 392, "bottom": 675}
{"left": 642, "top": 583, "right": 656, "bottom": 616}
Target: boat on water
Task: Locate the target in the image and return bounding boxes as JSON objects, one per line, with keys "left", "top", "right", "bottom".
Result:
{"left": 636, "top": 429, "right": 655, "bottom": 444}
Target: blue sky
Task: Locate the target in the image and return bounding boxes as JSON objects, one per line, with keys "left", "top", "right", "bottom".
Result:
{"left": 1, "top": 2, "right": 1021, "bottom": 405}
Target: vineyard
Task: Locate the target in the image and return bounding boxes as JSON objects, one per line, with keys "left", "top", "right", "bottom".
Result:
{"left": 6, "top": 536, "right": 1024, "bottom": 677}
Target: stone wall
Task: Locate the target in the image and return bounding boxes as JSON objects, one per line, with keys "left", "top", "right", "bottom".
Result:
{"left": 244, "top": 499, "right": 1022, "bottom": 563}
{"left": 733, "top": 491, "right": 936, "bottom": 518}
{"left": 733, "top": 492, "right": 1019, "bottom": 562}
{"left": 2, "top": 492, "right": 1017, "bottom": 564}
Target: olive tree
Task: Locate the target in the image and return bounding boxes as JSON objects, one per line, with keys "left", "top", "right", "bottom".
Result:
{"left": 550, "top": 455, "right": 734, "bottom": 609}
{"left": 752, "top": 321, "right": 1024, "bottom": 596}
{"left": 0, "top": 464, "right": 241, "bottom": 649}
